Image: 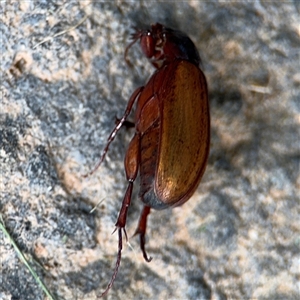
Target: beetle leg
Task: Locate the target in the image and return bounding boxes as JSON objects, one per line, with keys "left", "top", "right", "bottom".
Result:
{"left": 99, "top": 181, "right": 133, "bottom": 298}
{"left": 98, "top": 226, "right": 123, "bottom": 298}
{"left": 83, "top": 86, "right": 143, "bottom": 177}
{"left": 114, "top": 116, "right": 135, "bottom": 129}
{"left": 99, "top": 134, "right": 140, "bottom": 297}
{"left": 133, "top": 205, "right": 152, "bottom": 262}
{"left": 114, "top": 133, "right": 140, "bottom": 231}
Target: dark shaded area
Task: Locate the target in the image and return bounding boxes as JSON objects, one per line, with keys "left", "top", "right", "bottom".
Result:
{"left": 1, "top": 194, "right": 97, "bottom": 299}
{"left": 133, "top": 264, "right": 170, "bottom": 296}
{"left": 2, "top": 199, "right": 34, "bottom": 252}
{"left": 2, "top": 265, "right": 44, "bottom": 300}
{"left": 23, "top": 75, "right": 76, "bottom": 137}
{"left": 0, "top": 115, "right": 27, "bottom": 160}
{"left": 259, "top": 292, "right": 300, "bottom": 300}
{"left": 52, "top": 195, "right": 97, "bottom": 250}
{"left": 2, "top": 194, "right": 97, "bottom": 254}
{"left": 186, "top": 270, "right": 212, "bottom": 300}
{"left": 209, "top": 89, "right": 243, "bottom": 115}
{"left": 65, "top": 258, "right": 135, "bottom": 296}
{"left": 257, "top": 255, "right": 285, "bottom": 276}
{"left": 193, "top": 192, "right": 239, "bottom": 249}
{"left": 160, "top": 245, "right": 186, "bottom": 265}
{"left": 26, "top": 145, "right": 59, "bottom": 189}
{"left": 65, "top": 260, "right": 105, "bottom": 294}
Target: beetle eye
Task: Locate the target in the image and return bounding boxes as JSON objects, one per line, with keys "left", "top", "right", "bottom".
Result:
{"left": 140, "top": 34, "right": 155, "bottom": 58}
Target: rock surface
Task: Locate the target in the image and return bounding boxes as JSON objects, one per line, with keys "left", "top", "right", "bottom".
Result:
{"left": 1, "top": 2, "right": 299, "bottom": 300}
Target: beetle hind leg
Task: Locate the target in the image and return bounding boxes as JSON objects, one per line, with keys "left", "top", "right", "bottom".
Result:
{"left": 134, "top": 205, "right": 152, "bottom": 262}
{"left": 99, "top": 133, "right": 141, "bottom": 296}
{"left": 99, "top": 182, "right": 133, "bottom": 298}
{"left": 98, "top": 227, "right": 123, "bottom": 298}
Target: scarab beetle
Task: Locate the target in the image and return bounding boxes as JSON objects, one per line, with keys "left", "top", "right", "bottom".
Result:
{"left": 88, "top": 23, "right": 210, "bottom": 297}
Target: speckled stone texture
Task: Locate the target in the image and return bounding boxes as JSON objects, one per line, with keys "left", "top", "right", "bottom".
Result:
{"left": 1, "top": 2, "right": 299, "bottom": 300}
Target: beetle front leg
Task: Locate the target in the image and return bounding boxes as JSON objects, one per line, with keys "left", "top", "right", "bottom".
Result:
{"left": 84, "top": 86, "right": 143, "bottom": 177}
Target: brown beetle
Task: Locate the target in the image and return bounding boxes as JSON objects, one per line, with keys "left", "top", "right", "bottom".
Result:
{"left": 88, "top": 23, "right": 210, "bottom": 297}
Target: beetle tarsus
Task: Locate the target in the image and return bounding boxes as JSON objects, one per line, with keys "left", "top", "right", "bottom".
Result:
{"left": 133, "top": 206, "right": 152, "bottom": 262}
{"left": 139, "top": 232, "right": 152, "bottom": 262}
{"left": 112, "top": 226, "right": 128, "bottom": 242}
{"left": 98, "top": 228, "right": 123, "bottom": 298}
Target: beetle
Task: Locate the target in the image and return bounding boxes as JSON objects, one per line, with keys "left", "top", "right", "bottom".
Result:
{"left": 87, "top": 23, "right": 210, "bottom": 297}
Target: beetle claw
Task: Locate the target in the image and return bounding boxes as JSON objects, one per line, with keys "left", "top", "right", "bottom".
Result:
{"left": 139, "top": 232, "right": 152, "bottom": 263}
{"left": 132, "top": 229, "right": 152, "bottom": 262}
{"left": 133, "top": 206, "right": 152, "bottom": 262}
{"left": 112, "top": 226, "right": 128, "bottom": 242}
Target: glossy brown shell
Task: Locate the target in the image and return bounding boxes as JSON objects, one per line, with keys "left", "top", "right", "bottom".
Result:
{"left": 136, "top": 60, "right": 209, "bottom": 209}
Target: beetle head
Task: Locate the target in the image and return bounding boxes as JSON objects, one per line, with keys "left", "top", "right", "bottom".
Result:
{"left": 125, "top": 23, "right": 201, "bottom": 69}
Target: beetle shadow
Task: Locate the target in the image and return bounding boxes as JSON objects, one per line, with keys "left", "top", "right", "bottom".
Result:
{"left": 208, "top": 88, "right": 246, "bottom": 173}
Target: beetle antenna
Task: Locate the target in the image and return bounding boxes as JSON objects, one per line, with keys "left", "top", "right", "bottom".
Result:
{"left": 124, "top": 28, "right": 142, "bottom": 67}
{"left": 98, "top": 228, "right": 124, "bottom": 298}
